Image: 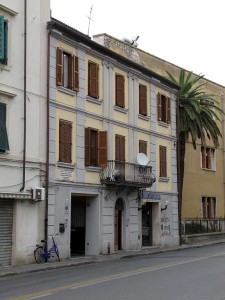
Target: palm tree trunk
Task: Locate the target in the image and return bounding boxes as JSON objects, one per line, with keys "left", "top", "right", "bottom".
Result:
{"left": 178, "top": 131, "right": 186, "bottom": 244}
{"left": 179, "top": 131, "right": 186, "bottom": 204}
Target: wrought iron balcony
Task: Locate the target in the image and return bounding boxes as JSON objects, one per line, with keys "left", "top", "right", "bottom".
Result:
{"left": 100, "top": 160, "right": 156, "bottom": 188}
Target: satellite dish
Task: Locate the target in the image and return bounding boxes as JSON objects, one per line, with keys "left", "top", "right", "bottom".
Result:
{"left": 137, "top": 153, "right": 149, "bottom": 166}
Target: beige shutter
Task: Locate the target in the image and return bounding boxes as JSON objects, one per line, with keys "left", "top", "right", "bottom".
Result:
{"left": 56, "top": 48, "right": 63, "bottom": 86}
{"left": 99, "top": 131, "right": 108, "bottom": 167}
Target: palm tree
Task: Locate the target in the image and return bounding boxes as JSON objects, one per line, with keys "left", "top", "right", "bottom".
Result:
{"left": 167, "top": 69, "right": 224, "bottom": 242}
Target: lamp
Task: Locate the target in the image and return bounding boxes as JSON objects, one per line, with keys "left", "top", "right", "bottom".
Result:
{"left": 161, "top": 201, "right": 169, "bottom": 211}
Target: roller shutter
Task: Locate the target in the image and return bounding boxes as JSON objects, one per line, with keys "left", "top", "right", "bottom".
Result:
{"left": 0, "top": 199, "right": 13, "bottom": 266}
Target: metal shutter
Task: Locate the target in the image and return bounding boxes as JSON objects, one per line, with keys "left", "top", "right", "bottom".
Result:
{"left": 0, "top": 199, "right": 13, "bottom": 266}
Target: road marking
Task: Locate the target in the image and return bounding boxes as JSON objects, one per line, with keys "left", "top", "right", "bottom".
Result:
{"left": 23, "top": 293, "right": 54, "bottom": 300}
{"left": 9, "top": 251, "right": 225, "bottom": 300}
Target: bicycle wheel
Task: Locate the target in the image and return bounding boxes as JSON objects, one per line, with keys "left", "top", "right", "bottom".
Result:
{"left": 54, "top": 246, "right": 60, "bottom": 262}
{"left": 34, "top": 247, "right": 45, "bottom": 263}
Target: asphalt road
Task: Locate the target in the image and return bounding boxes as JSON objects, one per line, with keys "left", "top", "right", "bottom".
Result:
{"left": 1, "top": 243, "right": 225, "bottom": 300}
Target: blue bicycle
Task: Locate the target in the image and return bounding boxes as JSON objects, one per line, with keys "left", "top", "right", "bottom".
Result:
{"left": 34, "top": 234, "right": 60, "bottom": 263}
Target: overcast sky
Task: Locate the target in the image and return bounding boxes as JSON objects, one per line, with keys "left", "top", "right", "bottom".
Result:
{"left": 51, "top": 0, "right": 225, "bottom": 87}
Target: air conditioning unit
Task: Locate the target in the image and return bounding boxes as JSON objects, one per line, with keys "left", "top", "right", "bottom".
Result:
{"left": 32, "top": 187, "right": 45, "bottom": 201}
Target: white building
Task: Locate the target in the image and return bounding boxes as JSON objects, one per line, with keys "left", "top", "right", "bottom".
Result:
{"left": 0, "top": 0, "right": 50, "bottom": 266}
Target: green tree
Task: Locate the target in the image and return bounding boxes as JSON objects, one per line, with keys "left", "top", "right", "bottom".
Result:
{"left": 167, "top": 69, "right": 224, "bottom": 236}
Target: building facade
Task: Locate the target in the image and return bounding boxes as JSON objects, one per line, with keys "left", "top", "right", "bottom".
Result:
{"left": 93, "top": 33, "right": 225, "bottom": 226}
{"left": 0, "top": 0, "right": 50, "bottom": 266}
{"left": 47, "top": 19, "right": 179, "bottom": 259}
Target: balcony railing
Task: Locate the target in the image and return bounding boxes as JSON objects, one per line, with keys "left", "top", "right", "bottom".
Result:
{"left": 100, "top": 160, "right": 156, "bottom": 188}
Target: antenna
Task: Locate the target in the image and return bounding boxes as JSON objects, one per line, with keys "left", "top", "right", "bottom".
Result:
{"left": 87, "top": 5, "right": 93, "bottom": 36}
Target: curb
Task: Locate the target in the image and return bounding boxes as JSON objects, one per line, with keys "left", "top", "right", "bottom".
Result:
{"left": 1, "top": 240, "right": 225, "bottom": 278}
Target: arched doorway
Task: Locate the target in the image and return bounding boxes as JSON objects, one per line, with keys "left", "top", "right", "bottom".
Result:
{"left": 114, "top": 198, "right": 124, "bottom": 251}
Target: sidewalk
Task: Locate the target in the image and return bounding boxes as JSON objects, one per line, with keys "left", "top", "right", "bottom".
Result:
{"left": 1, "top": 239, "right": 225, "bottom": 278}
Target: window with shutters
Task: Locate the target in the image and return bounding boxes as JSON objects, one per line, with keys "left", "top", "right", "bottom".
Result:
{"left": 56, "top": 47, "right": 79, "bottom": 91}
{"left": 139, "top": 84, "right": 147, "bottom": 116}
{"left": 0, "top": 102, "right": 9, "bottom": 152}
{"left": 88, "top": 61, "right": 99, "bottom": 99}
{"left": 139, "top": 140, "right": 147, "bottom": 155}
{"left": 157, "top": 93, "right": 170, "bottom": 124}
{"left": 85, "top": 128, "right": 107, "bottom": 167}
{"left": 159, "top": 146, "right": 167, "bottom": 178}
{"left": 0, "top": 16, "right": 8, "bottom": 65}
{"left": 59, "top": 120, "right": 72, "bottom": 163}
{"left": 201, "top": 147, "right": 215, "bottom": 170}
{"left": 202, "top": 197, "right": 216, "bottom": 219}
{"left": 115, "top": 74, "right": 125, "bottom": 108}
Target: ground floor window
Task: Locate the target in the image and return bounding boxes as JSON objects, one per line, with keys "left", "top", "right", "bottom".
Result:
{"left": 202, "top": 197, "right": 216, "bottom": 219}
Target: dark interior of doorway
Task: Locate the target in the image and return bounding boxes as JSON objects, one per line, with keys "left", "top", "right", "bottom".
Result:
{"left": 71, "top": 198, "right": 86, "bottom": 255}
{"left": 142, "top": 202, "right": 153, "bottom": 246}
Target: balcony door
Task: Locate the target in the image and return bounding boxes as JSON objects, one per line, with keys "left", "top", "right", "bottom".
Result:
{"left": 115, "top": 135, "right": 125, "bottom": 181}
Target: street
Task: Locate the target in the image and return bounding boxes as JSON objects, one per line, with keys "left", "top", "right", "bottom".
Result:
{"left": 1, "top": 243, "right": 225, "bottom": 300}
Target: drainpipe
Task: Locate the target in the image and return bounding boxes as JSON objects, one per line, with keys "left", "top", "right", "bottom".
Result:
{"left": 45, "top": 28, "right": 51, "bottom": 244}
{"left": 20, "top": 0, "right": 27, "bottom": 192}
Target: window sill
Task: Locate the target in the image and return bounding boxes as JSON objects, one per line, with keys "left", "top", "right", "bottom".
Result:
{"left": 158, "top": 121, "right": 170, "bottom": 128}
{"left": 86, "top": 96, "right": 103, "bottom": 105}
{"left": 201, "top": 167, "right": 216, "bottom": 172}
{"left": 86, "top": 166, "right": 101, "bottom": 172}
{"left": 114, "top": 105, "right": 128, "bottom": 114}
{"left": 57, "top": 86, "right": 77, "bottom": 96}
{"left": 57, "top": 162, "right": 76, "bottom": 169}
{"left": 159, "top": 177, "right": 170, "bottom": 182}
{"left": 138, "top": 114, "right": 150, "bottom": 121}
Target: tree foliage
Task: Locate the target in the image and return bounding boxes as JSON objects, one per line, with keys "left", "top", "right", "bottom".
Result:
{"left": 167, "top": 69, "right": 223, "bottom": 149}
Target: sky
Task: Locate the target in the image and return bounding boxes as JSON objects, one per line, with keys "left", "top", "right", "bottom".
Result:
{"left": 51, "top": 0, "right": 225, "bottom": 87}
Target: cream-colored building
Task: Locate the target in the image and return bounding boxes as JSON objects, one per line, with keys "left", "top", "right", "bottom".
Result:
{"left": 93, "top": 33, "right": 225, "bottom": 226}
{"left": 47, "top": 19, "right": 179, "bottom": 259}
{"left": 0, "top": 0, "right": 50, "bottom": 266}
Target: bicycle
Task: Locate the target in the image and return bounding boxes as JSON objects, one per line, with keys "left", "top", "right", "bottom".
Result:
{"left": 34, "top": 234, "right": 60, "bottom": 263}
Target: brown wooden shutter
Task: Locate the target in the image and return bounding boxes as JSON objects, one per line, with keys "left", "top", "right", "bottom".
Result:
{"left": 99, "top": 131, "right": 108, "bottom": 167}
{"left": 139, "top": 140, "right": 147, "bottom": 155}
{"left": 139, "top": 84, "right": 147, "bottom": 116}
{"left": 59, "top": 120, "right": 65, "bottom": 162}
{"left": 59, "top": 120, "right": 72, "bottom": 163}
{"left": 65, "top": 122, "right": 72, "bottom": 163}
{"left": 56, "top": 48, "right": 63, "bottom": 86}
{"left": 73, "top": 56, "right": 79, "bottom": 91}
{"left": 202, "top": 147, "right": 206, "bottom": 168}
{"left": 157, "top": 93, "right": 162, "bottom": 121}
{"left": 116, "top": 74, "right": 125, "bottom": 108}
{"left": 85, "top": 128, "right": 91, "bottom": 166}
{"left": 207, "top": 148, "right": 212, "bottom": 169}
{"left": 167, "top": 97, "right": 171, "bottom": 123}
{"left": 202, "top": 197, "right": 207, "bottom": 218}
{"left": 159, "top": 146, "right": 167, "bottom": 177}
{"left": 68, "top": 55, "right": 73, "bottom": 89}
{"left": 88, "top": 61, "right": 99, "bottom": 98}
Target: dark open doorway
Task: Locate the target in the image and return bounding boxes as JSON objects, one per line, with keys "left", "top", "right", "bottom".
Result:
{"left": 114, "top": 198, "right": 124, "bottom": 251}
{"left": 70, "top": 198, "right": 86, "bottom": 255}
{"left": 142, "top": 202, "right": 153, "bottom": 246}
